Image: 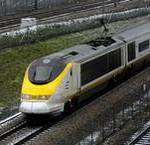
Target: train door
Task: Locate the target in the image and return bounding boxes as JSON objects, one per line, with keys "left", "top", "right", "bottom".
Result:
{"left": 63, "top": 63, "right": 79, "bottom": 98}
{"left": 71, "top": 63, "right": 80, "bottom": 95}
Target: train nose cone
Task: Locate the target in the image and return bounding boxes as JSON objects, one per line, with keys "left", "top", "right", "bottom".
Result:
{"left": 19, "top": 102, "right": 33, "bottom": 113}
{"left": 19, "top": 101, "right": 64, "bottom": 114}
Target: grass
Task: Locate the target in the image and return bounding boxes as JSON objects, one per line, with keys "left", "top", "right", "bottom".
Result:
{"left": 0, "top": 16, "right": 148, "bottom": 108}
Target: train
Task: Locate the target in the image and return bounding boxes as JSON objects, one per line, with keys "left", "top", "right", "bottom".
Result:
{"left": 19, "top": 23, "right": 150, "bottom": 115}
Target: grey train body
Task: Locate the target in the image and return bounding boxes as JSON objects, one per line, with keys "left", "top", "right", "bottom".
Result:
{"left": 20, "top": 23, "right": 150, "bottom": 114}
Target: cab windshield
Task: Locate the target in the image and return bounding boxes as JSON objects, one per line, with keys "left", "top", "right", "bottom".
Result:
{"left": 34, "top": 66, "right": 52, "bottom": 82}
{"left": 28, "top": 58, "right": 66, "bottom": 84}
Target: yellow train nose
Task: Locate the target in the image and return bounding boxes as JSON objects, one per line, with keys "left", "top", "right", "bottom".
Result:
{"left": 21, "top": 63, "right": 72, "bottom": 96}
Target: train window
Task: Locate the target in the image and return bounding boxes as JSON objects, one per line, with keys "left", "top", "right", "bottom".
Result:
{"left": 34, "top": 66, "right": 52, "bottom": 82}
{"left": 139, "top": 40, "right": 149, "bottom": 52}
{"left": 81, "top": 48, "right": 122, "bottom": 86}
{"left": 81, "top": 55, "right": 108, "bottom": 86}
{"left": 28, "top": 58, "right": 66, "bottom": 84}
{"left": 108, "top": 48, "right": 121, "bottom": 71}
{"left": 127, "top": 42, "right": 136, "bottom": 62}
{"left": 70, "top": 69, "right": 72, "bottom": 76}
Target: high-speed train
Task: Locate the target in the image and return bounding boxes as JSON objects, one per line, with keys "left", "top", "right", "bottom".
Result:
{"left": 20, "top": 23, "right": 150, "bottom": 114}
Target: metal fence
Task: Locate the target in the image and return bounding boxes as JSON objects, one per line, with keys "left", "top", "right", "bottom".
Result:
{"left": 0, "top": 0, "right": 65, "bottom": 16}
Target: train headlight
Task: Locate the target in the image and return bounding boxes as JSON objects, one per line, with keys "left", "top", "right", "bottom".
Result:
{"left": 21, "top": 94, "right": 50, "bottom": 100}
{"left": 51, "top": 95, "right": 63, "bottom": 103}
{"left": 37, "top": 96, "right": 50, "bottom": 100}
{"left": 21, "top": 94, "right": 31, "bottom": 100}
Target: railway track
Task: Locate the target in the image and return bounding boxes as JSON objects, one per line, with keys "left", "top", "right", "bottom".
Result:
{"left": 0, "top": 0, "right": 114, "bottom": 27}
{"left": 0, "top": 113, "right": 25, "bottom": 140}
{"left": 128, "top": 122, "right": 150, "bottom": 145}
{"left": 0, "top": 112, "right": 63, "bottom": 145}
{"left": 0, "top": 123, "right": 44, "bottom": 145}
{"left": 0, "top": 0, "right": 146, "bottom": 34}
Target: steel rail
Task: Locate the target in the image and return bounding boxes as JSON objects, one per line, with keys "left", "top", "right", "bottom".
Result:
{"left": 128, "top": 124, "right": 150, "bottom": 145}
{"left": 0, "top": 125, "right": 44, "bottom": 145}
{"left": 0, "top": 112, "right": 26, "bottom": 140}
{"left": 0, "top": 112, "right": 21, "bottom": 125}
{"left": 0, "top": 0, "right": 112, "bottom": 26}
{"left": 0, "top": 0, "right": 133, "bottom": 32}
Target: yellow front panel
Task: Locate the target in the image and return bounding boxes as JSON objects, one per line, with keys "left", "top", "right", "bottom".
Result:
{"left": 21, "top": 63, "right": 72, "bottom": 96}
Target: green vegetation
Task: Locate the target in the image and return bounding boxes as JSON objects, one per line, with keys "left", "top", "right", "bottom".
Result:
{"left": 0, "top": 16, "right": 148, "bottom": 108}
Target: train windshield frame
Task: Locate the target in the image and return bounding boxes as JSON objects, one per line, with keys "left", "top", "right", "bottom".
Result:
{"left": 28, "top": 58, "right": 66, "bottom": 84}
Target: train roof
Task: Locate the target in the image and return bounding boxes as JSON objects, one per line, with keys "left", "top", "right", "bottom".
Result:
{"left": 42, "top": 22, "right": 150, "bottom": 64}
{"left": 116, "top": 22, "right": 150, "bottom": 42}
{"left": 44, "top": 39, "right": 123, "bottom": 63}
